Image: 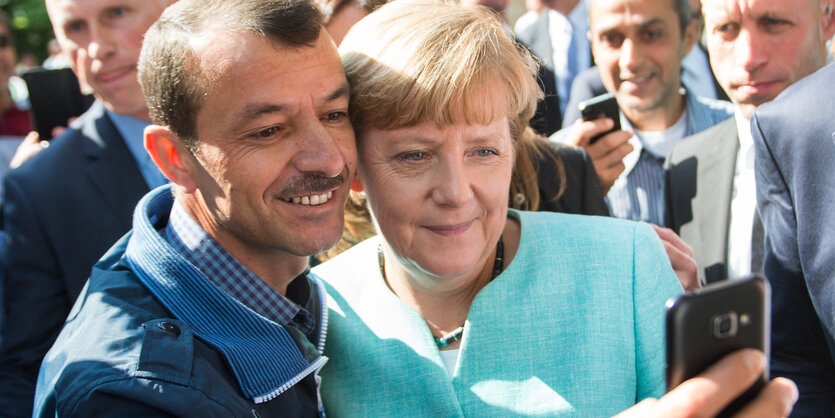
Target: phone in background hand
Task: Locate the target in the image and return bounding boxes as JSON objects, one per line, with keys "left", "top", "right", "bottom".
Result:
{"left": 666, "top": 274, "right": 770, "bottom": 417}
{"left": 22, "top": 67, "right": 95, "bottom": 140}
{"left": 578, "top": 92, "right": 621, "bottom": 145}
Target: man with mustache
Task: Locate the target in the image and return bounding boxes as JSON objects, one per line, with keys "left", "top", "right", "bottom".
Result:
{"left": 0, "top": 0, "right": 173, "bottom": 414}
{"left": 33, "top": 0, "right": 355, "bottom": 414}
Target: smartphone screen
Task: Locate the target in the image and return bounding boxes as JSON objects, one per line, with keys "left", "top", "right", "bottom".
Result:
{"left": 22, "top": 67, "right": 95, "bottom": 140}
{"left": 666, "top": 274, "right": 770, "bottom": 416}
{"left": 578, "top": 92, "right": 620, "bottom": 144}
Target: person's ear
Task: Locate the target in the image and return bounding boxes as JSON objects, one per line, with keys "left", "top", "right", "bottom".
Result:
{"left": 351, "top": 175, "right": 364, "bottom": 192}
{"left": 144, "top": 125, "right": 199, "bottom": 194}
{"left": 822, "top": 0, "right": 835, "bottom": 41}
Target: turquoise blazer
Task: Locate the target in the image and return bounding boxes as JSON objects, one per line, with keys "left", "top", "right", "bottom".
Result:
{"left": 314, "top": 210, "right": 683, "bottom": 417}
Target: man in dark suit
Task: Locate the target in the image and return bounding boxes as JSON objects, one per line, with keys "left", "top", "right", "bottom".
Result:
{"left": 666, "top": 0, "right": 835, "bottom": 413}
{"left": 665, "top": 0, "right": 834, "bottom": 287}
{"left": 752, "top": 62, "right": 835, "bottom": 417}
{"left": 0, "top": 0, "right": 174, "bottom": 414}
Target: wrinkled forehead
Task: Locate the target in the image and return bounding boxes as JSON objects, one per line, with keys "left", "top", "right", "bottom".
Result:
{"left": 701, "top": 0, "right": 820, "bottom": 19}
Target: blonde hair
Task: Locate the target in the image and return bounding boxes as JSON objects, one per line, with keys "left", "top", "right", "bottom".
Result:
{"left": 318, "top": 0, "right": 564, "bottom": 261}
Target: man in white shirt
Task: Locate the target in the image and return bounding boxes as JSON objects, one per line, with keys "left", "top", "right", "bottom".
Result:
{"left": 552, "top": 0, "right": 732, "bottom": 227}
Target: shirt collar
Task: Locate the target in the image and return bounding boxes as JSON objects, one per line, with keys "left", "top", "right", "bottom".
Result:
{"left": 125, "top": 186, "right": 327, "bottom": 403}
{"left": 106, "top": 110, "right": 151, "bottom": 165}
{"left": 161, "top": 199, "right": 316, "bottom": 336}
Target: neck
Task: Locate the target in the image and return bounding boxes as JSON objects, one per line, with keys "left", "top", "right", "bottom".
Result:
{"left": 625, "top": 91, "right": 686, "bottom": 132}
{"left": 177, "top": 192, "right": 308, "bottom": 295}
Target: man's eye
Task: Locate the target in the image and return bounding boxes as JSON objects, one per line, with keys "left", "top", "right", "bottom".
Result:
{"left": 325, "top": 111, "right": 347, "bottom": 123}
{"left": 255, "top": 126, "right": 280, "bottom": 138}
{"left": 400, "top": 151, "right": 426, "bottom": 161}
{"left": 600, "top": 34, "right": 623, "bottom": 48}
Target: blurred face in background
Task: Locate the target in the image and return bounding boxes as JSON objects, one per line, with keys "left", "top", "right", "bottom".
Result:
{"left": 590, "top": 0, "right": 697, "bottom": 129}
{"left": 0, "top": 21, "right": 16, "bottom": 86}
{"left": 45, "top": 0, "right": 172, "bottom": 118}
{"left": 702, "top": 0, "right": 835, "bottom": 119}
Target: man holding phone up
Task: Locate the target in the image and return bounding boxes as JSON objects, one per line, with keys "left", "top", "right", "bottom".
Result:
{"left": 0, "top": 0, "right": 174, "bottom": 415}
{"left": 552, "top": 0, "right": 732, "bottom": 227}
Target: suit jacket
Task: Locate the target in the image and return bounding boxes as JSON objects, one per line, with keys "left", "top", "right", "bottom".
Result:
{"left": 534, "top": 141, "right": 609, "bottom": 216}
{"left": 751, "top": 63, "right": 835, "bottom": 417}
{"left": 0, "top": 101, "right": 149, "bottom": 416}
{"left": 665, "top": 118, "right": 738, "bottom": 284}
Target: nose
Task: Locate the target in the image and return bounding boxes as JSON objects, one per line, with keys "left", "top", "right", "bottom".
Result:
{"left": 733, "top": 29, "right": 766, "bottom": 72}
{"left": 292, "top": 120, "right": 350, "bottom": 178}
{"left": 86, "top": 25, "right": 116, "bottom": 61}
{"left": 430, "top": 154, "right": 473, "bottom": 208}
{"left": 619, "top": 38, "right": 643, "bottom": 72}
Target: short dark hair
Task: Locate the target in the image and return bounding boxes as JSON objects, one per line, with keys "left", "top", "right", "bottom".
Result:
{"left": 138, "top": 0, "right": 324, "bottom": 151}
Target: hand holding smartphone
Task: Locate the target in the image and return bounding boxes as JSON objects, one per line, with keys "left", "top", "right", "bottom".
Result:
{"left": 666, "top": 274, "right": 770, "bottom": 417}
{"left": 578, "top": 92, "right": 621, "bottom": 145}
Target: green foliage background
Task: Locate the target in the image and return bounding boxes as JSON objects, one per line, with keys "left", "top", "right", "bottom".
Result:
{"left": 1, "top": 0, "right": 54, "bottom": 63}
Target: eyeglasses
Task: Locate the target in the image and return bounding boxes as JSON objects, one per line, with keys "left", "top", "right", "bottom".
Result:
{"left": 0, "top": 36, "right": 11, "bottom": 49}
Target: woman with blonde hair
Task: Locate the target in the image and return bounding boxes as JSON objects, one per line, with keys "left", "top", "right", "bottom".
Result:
{"left": 313, "top": 1, "right": 682, "bottom": 415}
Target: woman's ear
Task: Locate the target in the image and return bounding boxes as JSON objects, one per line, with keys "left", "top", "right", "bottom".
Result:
{"left": 351, "top": 175, "right": 364, "bottom": 192}
{"left": 144, "top": 125, "right": 199, "bottom": 194}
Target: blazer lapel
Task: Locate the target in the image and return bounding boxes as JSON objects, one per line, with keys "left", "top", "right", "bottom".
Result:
{"left": 81, "top": 102, "right": 150, "bottom": 230}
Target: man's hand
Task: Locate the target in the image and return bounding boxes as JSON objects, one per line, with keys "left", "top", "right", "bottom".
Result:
{"left": 567, "top": 117, "right": 632, "bottom": 193}
{"left": 652, "top": 224, "right": 700, "bottom": 290}
{"left": 10, "top": 132, "right": 49, "bottom": 169}
{"left": 615, "top": 349, "right": 797, "bottom": 418}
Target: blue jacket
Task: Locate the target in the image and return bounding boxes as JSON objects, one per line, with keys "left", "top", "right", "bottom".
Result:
{"left": 34, "top": 186, "right": 328, "bottom": 417}
{"left": 0, "top": 101, "right": 149, "bottom": 417}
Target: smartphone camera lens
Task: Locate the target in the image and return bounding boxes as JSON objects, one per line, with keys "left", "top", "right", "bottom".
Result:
{"left": 713, "top": 312, "right": 738, "bottom": 339}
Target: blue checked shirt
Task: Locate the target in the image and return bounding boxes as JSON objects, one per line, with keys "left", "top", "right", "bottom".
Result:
{"left": 161, "top": 201, "right": 316, "bottom": 336}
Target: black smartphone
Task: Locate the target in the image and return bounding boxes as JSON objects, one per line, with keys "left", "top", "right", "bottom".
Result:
{"left": 22, "top": 67, "right": 95, "bottom": 140}
{"left": 578, "top": 92, "right": 621, "bottom": 144}
{"left": 666, "top": 274, "right": 770, "bottom": 417}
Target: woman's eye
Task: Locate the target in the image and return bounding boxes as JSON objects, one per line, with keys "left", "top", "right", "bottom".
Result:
{"left": 476, "top": 148, "right": 498, "bottom": 157}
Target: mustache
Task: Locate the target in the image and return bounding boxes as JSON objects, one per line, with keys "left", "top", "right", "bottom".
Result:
{"left": 278, "top": 173, "right": 345, "bottom": 197}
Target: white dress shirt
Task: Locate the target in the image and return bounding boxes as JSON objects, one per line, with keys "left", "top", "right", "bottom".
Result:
{"left": 726, "top": 110, "right": 757, "bottom": 278}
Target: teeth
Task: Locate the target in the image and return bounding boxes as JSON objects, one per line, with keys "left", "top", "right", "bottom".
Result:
{"left": 282, "top": 191, "right": 334, "bottom": 206}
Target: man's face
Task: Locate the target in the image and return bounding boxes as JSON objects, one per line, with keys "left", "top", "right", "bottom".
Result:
{"left": 45, "top": 0, "right": 170, "bottom": 118}
{"left": 590, "top": 0, "right": 695, "bottom": 123}
{"left": 0, "top": 24, "right": 16, "bottom": 85}
{"left": 181, "top": 31, "right": 356, "bottom": 267}
{"left": 702, "top": 0, "right": 833, "bottom": 118}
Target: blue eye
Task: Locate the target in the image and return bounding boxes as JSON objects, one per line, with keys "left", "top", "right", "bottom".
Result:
{"left": 476, "top": 148, "right": 498, "bottom": 157}
{"left": 401, "top": 151, "right": 426, "bottom": 161}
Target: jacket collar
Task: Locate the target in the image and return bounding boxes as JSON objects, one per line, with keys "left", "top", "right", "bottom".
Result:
{"left": 124, "top": 186, "right": 327, "bottom": 403}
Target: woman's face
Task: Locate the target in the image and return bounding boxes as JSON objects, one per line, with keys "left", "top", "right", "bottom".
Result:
{"left": 357, "top": 115, "right": 515, "bottom": 284}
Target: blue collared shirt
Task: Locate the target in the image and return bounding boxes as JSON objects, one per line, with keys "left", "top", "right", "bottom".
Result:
{"left": 160, "top": 199, "right": 316, "bottom": 336}
{"left": 605, "top": 91, "right": 733, "bottom": 225}
{"left": 107, "top": 111, "right": 168, "bottom": 189}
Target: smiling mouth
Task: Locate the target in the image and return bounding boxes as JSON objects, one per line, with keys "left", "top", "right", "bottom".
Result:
{"left": 621, "top": 73, "right": 652, "bottom": 85}
{"left": 280, "top": 191, "right": 334, "bottom": 206}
